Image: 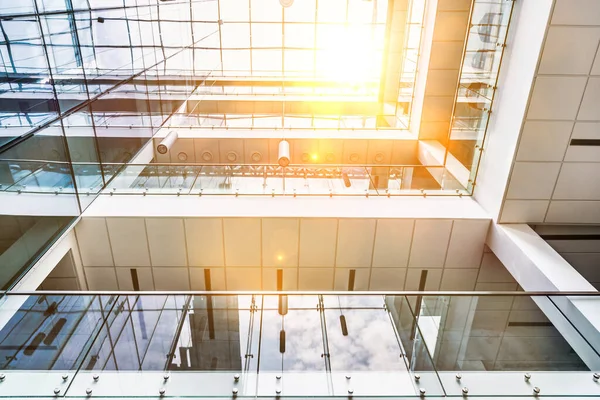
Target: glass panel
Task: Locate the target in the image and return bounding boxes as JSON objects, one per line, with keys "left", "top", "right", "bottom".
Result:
{"left": 102, "top": 164, "right": 468, "bottom": 196}
{"left": 0, "top": 293, "right": 595, "bottom": 397}
{"left": 449, "top": 0, "right": 515, "bottom": 193}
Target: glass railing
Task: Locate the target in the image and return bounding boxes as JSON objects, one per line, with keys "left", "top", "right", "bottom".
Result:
{"left": 448, "top": 0, "right": 515, "bottom": 193}
{"left": 0, "top": 160, "right": 468, "bottom": 197}
{"left": 0, "top": 291, "right": 597, "bottom": 398}
{"left": 101, "top": 163, "right": 467, "bottom": 197}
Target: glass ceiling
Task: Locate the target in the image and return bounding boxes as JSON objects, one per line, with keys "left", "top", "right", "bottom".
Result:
{"left": 0, "top": 0, "right": 425, "bottom": 135}
{"left": 1, "top": 0, "right": 394, "bottom": 80}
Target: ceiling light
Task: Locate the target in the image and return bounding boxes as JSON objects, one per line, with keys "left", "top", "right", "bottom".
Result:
{"left": 251, "top": 152, "right": 262, "bottom": 162}
{"left": 278, "top": 140, "right": 290, "bottom": 167}
{"left": 279, "top": 0, "right": 294, "bottom": 7}
{"left": 157, "top": 131, "right": 177, "bottom": 155}
{"left": 201, "top": 151, "right": 213, "bottom": 162}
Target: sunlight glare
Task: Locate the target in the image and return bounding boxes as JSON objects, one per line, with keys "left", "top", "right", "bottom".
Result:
{"left": 318, "top": 26, "right": 381, "bottom": 83}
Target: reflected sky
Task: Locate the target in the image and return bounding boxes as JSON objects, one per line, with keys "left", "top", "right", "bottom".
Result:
{"left": 0, "top": 294, "right": 587, "bottom": 373}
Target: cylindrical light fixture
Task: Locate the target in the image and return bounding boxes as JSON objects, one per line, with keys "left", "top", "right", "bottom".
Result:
{"left": 278, "top": 140, "right": 290, "bottom": 167}
{"left": 157, "top": 131, "right": 178, "bottom": 154}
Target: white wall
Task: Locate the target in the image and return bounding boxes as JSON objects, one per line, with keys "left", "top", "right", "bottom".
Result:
{"left": 74, "top": 215, "right": 494, "bottom": 291}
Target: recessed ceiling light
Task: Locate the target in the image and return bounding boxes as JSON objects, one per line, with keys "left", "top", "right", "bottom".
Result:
{"left": 201, "top": 151, "right": 213, "bottom": 162}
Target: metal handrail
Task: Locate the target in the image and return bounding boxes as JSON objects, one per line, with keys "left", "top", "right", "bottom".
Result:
{"left": 4, "top": 290, "right": 599, "bottom": 296}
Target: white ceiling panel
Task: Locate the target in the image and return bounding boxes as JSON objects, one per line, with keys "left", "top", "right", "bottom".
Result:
{"left": 527, "top": 76, "right": 587, "bottom": 120}
{"left": 506, "top": 162, "right": 561, "bottom": 200}
{"left": 153, "top": 267, "right": 190, "bottom": 290}
{"left": 516, "top": 121, "right": 573, "bottom": 162}
{"left": 223, "top": 218, "right": 261, "bottom": 266}
{"left": 475, "top": 282, "right": 518, "bottom": 291}
{"left": 298, "top": 267, "right": 334, "bottom": 290}
{"left": 115, "top": 267, "right": 154, "bottom": 290}
{"left": 424, "top": 69, "right": 460, "bottom": 96}
{"left": 445, "top": 220, "right": 490, "bottom": 268}
{"left": 577, "top": 77, "right": 600, "bottom": 120}
{"left": 333, "top": 268, "right": 370, "bottom": 290}
{"left": 440, "top": 268, "right": 478, "bottom": 290}
{"left": 299, "top": 219, "right": 337, "bottom": 267}
{"left": 369, "top": 268, "right": 406, "bottom": 290}
{"left": 146, "top": 218, "right": 187, "bottom": 267}
{"left": 432, "top": 11, "right": 469, "bottom": 41}
{"left": 336, "top": 219, "right": 376, "bottom": 268}
{"left": 539, "top": 27, "right": 600, "bottom": 75}
{"left": 546, "top": 200, "right": 600, "bottom": 224}
{"left": 226, "top": 267, "right": 262, "bottom": 290}
{"left": 106, "top": 218, "right": 151, "bottom": 267}
{"left": 553, "top": 163, "right": 600, "bottom": 200}
{"left": 565, "top": 147, "right": 600, "bottom": 163}
{"left": 404, "top": 269, "right": 442, "bottom": 290}
{"left": 592, "top": 52, "right": 600, "bottom": 75}
{"left": 372, "top": 219, "right": 414, "bottom": 268}
{"left": 262, "top": 268, "right": 298, "bottom": 290}
{"left": 75, "top": 218, "right": 113, "bottom": 267}
{"left": 408, "top": 220, "right": 452, "bottom": 268}
{"left": 189, "top": 267, "right": 226, "bottom": 290}
{"left": 189, "top": 267, "right": 206, "bottom": 290}
{"left": 500, "top": 200, "right": 549, "bottom": 223}
{"left": 420, "top": 96, "right": 454, "bottom": 122}
{"left": 551, "top": 0, "right": 600, "bottom": 25}
{"left": 428, "top": 41, "right": 464, "bottom": 69}
{"left": 262, "top": 218, "right": 299, "bottom": 267}
{"left": 185, "top": 218, "right": 224, "bottom": 267}
{"left": 85, "top": 267, "right": 117, "bottom": 290}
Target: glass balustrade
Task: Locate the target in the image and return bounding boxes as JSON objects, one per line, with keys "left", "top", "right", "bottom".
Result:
{"left": 101, "top": 163, "right": 467, "bottom": 197}
{"left": 0, "top": 160, "right": 468, "bottom": 197}
{"left": 0, "top": 292, "right": 597, "bottom": 398}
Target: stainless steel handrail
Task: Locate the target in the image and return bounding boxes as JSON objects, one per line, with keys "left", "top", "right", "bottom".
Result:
{"left": 3, "top": 290, "right": 599, "bottom": 296}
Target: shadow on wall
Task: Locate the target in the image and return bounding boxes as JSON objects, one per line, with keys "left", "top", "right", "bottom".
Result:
{"left": 0, "top": 215, "right": 74, "bottom": 290}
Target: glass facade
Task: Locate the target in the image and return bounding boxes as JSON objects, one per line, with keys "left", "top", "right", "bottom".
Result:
{"left": 0, "top": 292, "right": 596, "bottom": 397}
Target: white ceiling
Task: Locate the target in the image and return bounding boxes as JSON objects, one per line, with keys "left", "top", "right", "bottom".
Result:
{"left": 73, "top": 216, "right": 500, "bottom": 291}
{"left": 502, "top": 0, "right": 600, "bottom": 224}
